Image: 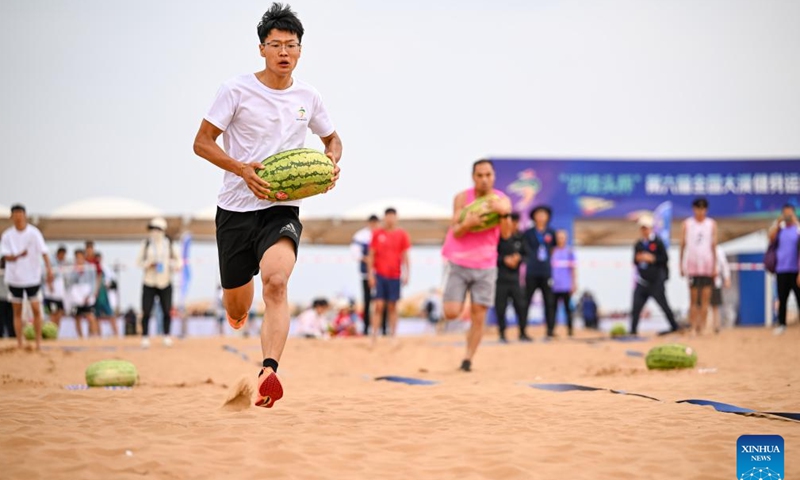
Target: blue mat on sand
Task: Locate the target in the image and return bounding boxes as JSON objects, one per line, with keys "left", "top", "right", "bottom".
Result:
{"left": 625, "top": 350, "right": 645, "bottom": 357}
{"left": 530, "top": 383, "right": 800, "bottom": 422}
{"left": 222, "top": 345, "right": 251, "bottom": 362}
{"left": 375, "top": 376, "right": 439, "bottom": 386}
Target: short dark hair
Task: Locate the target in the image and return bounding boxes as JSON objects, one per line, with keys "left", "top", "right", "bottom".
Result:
{"left": 258, "top": 3, "right": 304, "bottom": 44}
{"left": 74, "top": 249, "right": 85, "bottom": 256}
{"left": 10, "top": 204, "right": 25, "bottom": 213}
{"left": 85, "top": 240, "right": 95, "bottom": 248}
{"left": 56, "top": 246, "right": 67, "bottom": 254}
{"left": 368, "top": 215, "right": 379, "bottom": 222}
{"left": 782, "top": 203, "right": 795, "bottom": 211}
{"left": 385, "top": 208, "right": 397, "bottom": 215}
{"left": 472, "top": 159, "right": 493, "bottom": 173}
{"left": 510, "top": 212, "right": 520, "bottom": 221}
{"left": 692, "top": 197, "right": 709, "bottom": 209}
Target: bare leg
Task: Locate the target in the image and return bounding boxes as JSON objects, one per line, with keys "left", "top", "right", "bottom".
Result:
{"left": 75, "top": 315, "right": 83, "bottom": 339}
{"left": 223, "top": 279, "right": 255, "bottom": 326}
{"left": 386, "top": 301, "right": 398, "bottom": 337}
{"left": 465, "top": 303, "right": 488, "bottom": 362}
{"left": 109, "top": 316, "right": 119, "bottom": 337}
{"left": 712, "top": 305, "right": 720, "bottom": 333}
{"left": 688, "top": 287, "right": 699, "bottom": 334}
{"left": 87, "top": 313, "right": 98, "bottom": 338}
{"left": 30, "top": 301, "right": 43, "bottom": 350}
{"left": 698, "top": 287, "right": 712, "bottom": 335}
{"left": 12, "top": 303, "right": 23, "bottom": 348}
{"left": 258, "top": 238, "right": 296, "bottom": 365}
{"left": 371, "top": 299, "right": 385, "bottom": 345}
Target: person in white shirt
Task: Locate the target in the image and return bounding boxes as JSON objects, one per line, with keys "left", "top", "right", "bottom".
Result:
{"left": 350, "top": 215, "right": 381, "bottom": 335}
{"left": 193, "top": 3, "right": 342, "bottom": 408}
{"left": 296, "top": 298, "right": 330, "bottom": 338}
{"left": 0, "top": 204, "right": 53, "bottom": 350}
{"left": 67, "top": 249, "right": 99, "bottom": 338}
{"left": 711, "top": 245, "right": 731, "bottom": 333}
{"left": 136, "top": 217, "right": 180, "bottom": 348}
{"left": 43, "top": 246, "right": 69, "bottom": 328}
{"left": 680, "top": 197, "right": 717, "bottom": 335}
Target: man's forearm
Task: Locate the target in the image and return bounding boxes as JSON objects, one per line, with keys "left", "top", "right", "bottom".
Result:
{"left": 322, "top": 133, "right": 342, "bottom": 163}
{"left": 194, "top": 136, "right": 242, "bottom": 176}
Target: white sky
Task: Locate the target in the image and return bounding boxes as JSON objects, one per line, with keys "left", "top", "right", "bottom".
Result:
{"left": 2, "top": 0, "right": 799, "bottom": 217}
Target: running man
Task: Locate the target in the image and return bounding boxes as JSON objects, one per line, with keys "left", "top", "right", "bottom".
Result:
{"left": 680, "top": 198, "right": 717, "bottom": 335}
{"left": 366, "top": 208, "right": 410, "bottom": 344}
{"left": 0, "top": 204, "right": 53, "bottom": 350}
{"left": 441, "top": 160, "right": 512, "bottom": 371}
{"left": 193, "top": 3, "right": 341, "bottom": 408}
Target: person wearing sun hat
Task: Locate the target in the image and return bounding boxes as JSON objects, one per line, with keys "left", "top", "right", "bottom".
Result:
{"left": 522, "top": 204, "right": 556, "bottom": 339}
{"left": 136, "top": 217, "right": 181, "bottom": 348}
{"left": 629, "top": 214, "right": 680, "bottom": 336}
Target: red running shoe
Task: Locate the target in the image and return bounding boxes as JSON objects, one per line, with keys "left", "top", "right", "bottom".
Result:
{"left": 254, "top": 370, "right": 283, "bottom": 408}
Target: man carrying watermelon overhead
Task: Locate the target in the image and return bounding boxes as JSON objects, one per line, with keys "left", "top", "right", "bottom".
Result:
{"left": 441, "top": 160, "right": 513, "bottom": 372}
{"left": 193, "top": 3, "right": 342, "bottom": 408}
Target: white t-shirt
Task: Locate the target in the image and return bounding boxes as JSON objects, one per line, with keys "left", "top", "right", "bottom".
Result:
{"left": 0, "top": 225, "right": 49, "bottom": 287}
{"left": 204, "top": 74, "right": 335, "bottom": 212}
{"left": 296, "top": 308, "right": 328, "bottom": 338}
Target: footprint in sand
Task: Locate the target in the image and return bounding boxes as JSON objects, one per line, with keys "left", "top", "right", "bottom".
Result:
{"left": 221, "top": 376, "right": 253, "bottom": 412}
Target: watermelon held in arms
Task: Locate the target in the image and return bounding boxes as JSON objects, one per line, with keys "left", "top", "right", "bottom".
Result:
{"left": 645, "top": 344, "right": 697, "bottom": 370}
{"left": 85, "top": 360, "right": 139, "bottom": 387}
{"left": 459, "top": 194, "right": 501, "bottom": 232}
{"left": 258, "top": 148, "right": 334, "bottom": 202}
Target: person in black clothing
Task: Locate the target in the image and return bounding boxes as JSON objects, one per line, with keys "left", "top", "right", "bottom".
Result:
{"left": 522, "top": 205, "right": 556, "bottom": 338}
{"left": 630, "top": 215, "right": 680, "bottom": 335}
{"left": 495, "top": 213, "right": 529, "bottom": 342}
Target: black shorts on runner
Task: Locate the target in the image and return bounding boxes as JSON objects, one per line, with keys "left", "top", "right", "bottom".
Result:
{"left": 8, "top": 285, "right": 40, "bottom": 303}
{"left": 690, "top": 276, "right": 714, "bottom": 289}
{"left": 43, "top": 298, "right": 65, "bottom": 314}
{"left": 216, "top": 205, "right": 303, "bottom": 289}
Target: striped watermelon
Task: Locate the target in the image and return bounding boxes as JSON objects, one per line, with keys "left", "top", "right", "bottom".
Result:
{"left": 258, "top": 148, "right": 334, "bottom": 202}
{"left": 86, "top": 360, "right": 138, "bottom": 387}
{"left": 645, "top": 344, "right": 697, "bottom": 370}
{"left": 459, "top": 194, "right": 501, "bottom": 232}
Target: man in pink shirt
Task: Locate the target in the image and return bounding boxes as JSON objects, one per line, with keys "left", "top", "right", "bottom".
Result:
{"left": 441, "top": 160, "right": 512, "bottom": 371}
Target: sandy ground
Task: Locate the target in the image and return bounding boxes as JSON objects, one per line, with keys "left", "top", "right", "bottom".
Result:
{"left": 1, "top": 325, "right": 798, "bottom": 480}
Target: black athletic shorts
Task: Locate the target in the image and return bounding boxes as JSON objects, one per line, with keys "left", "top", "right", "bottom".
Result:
{"left": 711, "top": 287, "right": 723, "bottom": 306}
{"left": 215, "top": 205, "right": 302, "bottom": 289}
{"left": 43, "top": 298, "right": 65, "bottom": 314}
{"left": 690, "top": 276, "right": 714, "bottom": 289}
{"left": 8, "top": 285, "right": 40, "bottom": 303}
{"left": 74, "top": 304, "right": 95, "bottom": 315}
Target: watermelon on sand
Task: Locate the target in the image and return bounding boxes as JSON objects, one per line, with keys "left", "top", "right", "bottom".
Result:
{"left": 459, "top": 194, "right": 501, "bottom": 232}
{"left": 645, "top": 344, "right": 697, "bottom": 370}
{"left": 42, "top": 321, "right": 58, "bottom": 340}
{"left": 610, "top": 324, "right": 627, "bottom": 338}
{"left": 23, "top": 324, "right": 35, "bottom": 340}
{"left": 258, "top": 148, "right": 334, "bottom": 202}
{"left": 86, "top": 360, "right": 139, "bottom": 387}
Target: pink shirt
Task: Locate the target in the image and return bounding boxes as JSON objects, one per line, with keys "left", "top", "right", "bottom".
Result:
{"left": 441, "top": 188, "right": 504, "bottom": 269}
{"left": 684, "top": 217, "right": 716, "bottom": 276}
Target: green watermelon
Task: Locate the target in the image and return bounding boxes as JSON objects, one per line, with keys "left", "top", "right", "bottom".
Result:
{"left": 459, "top": 194, "right": 501, "bottom": 232}
{"left": 258, "top": 148, "right": 334, "bottom": 202}
{"left": 23, "top": 323, "right": 35, "bottom": 340}
{"left": 645, "top": 344, "right": 697, "bottom": 370}
{"left": 610, "top": 323, "right": 627, "bottom": 338}
{"left": 85, "top": 360, "right": 138, "bottom": 387}
{"left": 42, "top": 321, "right": 58, "bottom": 340}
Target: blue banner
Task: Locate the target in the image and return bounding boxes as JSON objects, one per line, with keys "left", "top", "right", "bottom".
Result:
{"left": 180, "top": 232, "right": 192, "bottom": 305}
{"left": 652, "top": 201, "right": 672, "bottom": 248}
{"left": 492, "top": 159, "right": 800, "bottom": 227}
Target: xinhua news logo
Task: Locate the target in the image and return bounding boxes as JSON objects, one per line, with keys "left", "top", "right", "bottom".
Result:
{"left": 737, "top": 435, "right": 784, "bottom": 480}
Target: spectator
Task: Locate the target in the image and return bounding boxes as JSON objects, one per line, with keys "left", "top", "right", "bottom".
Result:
{"left": 522, "top": 205, "right": 556, "bottom": 338}
{"left": 297, "top": 298, "right": 330, "bottom": 338}
{"left": 67, "top": 249, "right": 99, "bottom": 338}
{"left": 0, "top": 258, "right": 14, "bottom": 338}
{"left": 551, "top": 229, "right": 577, "bottom": 336}
{"left": 136, "top": 217, "right": 180, "bottom": 348}
{"left": 494, "top": 212, "right": 528, "bottom": 342}
{"left": 767, "top": 204, "right": 800, "bottom": 335}
{"left": 351, "top": 215, "right": 384, "bottom": 335}
{"left": 42, "top": 245, "right": 69, "bottom": 328}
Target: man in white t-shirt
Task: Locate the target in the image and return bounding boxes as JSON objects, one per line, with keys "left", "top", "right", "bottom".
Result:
{"left": 0, "top": 204, "right": 53, "bottom": 350}
{"left": 350, "top": 215, "right": 380, "bottom": 335}
{"left": 43, "top": 246, "right": 69, "bottom": 328}
{"left": 193, "top": 3, "right": 342, "bottom": 409}
{"left": 680, "top": 197, "right": 717, "bottom": 335}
